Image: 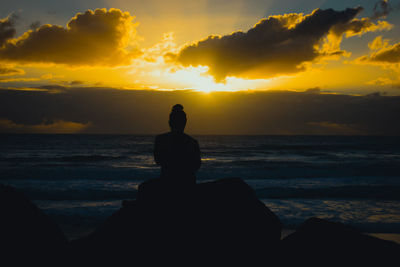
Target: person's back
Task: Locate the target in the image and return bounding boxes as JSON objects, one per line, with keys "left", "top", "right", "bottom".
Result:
{"left": 154, "top": 104, "right": 201, "bottom": 185}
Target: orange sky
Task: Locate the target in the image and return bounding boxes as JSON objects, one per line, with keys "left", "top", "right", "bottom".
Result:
{"left": 0, "top": 2, "right": 399, "bottom": 94}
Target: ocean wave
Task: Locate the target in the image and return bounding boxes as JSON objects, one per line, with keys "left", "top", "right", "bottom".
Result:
{"left": 23, "top": 188, "right": 138, "bottom": 201}
{"left": 256, "top": 185, "right": 400, "bottom": 200}
{"left": 0, "top": 154, "right": 127, "bottom": 163}
{"left": 55, "top": 155, "right": 127, "bottom": 162}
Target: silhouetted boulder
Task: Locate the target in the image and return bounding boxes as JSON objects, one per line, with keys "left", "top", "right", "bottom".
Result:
{"left": 4, "top": 181, "right": 399, "bottom": 266}
{"left": 281, "top": 217, "right": 400, "bottom": 266}
{"left": 71, "top": 178, "right": 282, "bottom": 266}
{"left": 0, "top": 184, "right": 67, "bottom": 266}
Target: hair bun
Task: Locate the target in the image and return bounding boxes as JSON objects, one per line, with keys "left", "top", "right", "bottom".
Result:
{"left": 172, "top": 104, "right": 184, "bottom": 112}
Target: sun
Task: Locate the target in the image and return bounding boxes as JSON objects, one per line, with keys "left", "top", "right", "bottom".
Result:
{"left": 167, "top": 66, "right": 270, "bottom": 92}
{"left": 140, "top": 61, "right": 273, "bottom": 92}
{"left": 169, "top": 66, "right": 230, "bottom": 92}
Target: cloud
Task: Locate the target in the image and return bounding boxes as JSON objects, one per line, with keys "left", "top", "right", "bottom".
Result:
{"left": 372, "top": 0, "right": 400, "bottom": 19}
{"left": 0, "top": 118, "right": 90, "bottom": 133}
{"left": 366, "top": 77, "right": 397, "bottom": 86}
{"left": 373, "top": 0, "right": 392, "bottom": 19}
{"left": 354, "top": 36, "right": 400, "bottom": 88}
{"left": 330, "top": 18, "right": 392, "bottom": 38}
{"left": 69, "top": 80, "right": 83, "bottom": 85}
{"left": 307, "top": 121, "right": 362, "bottom": 135}
{"left": 367, "top": 43, "right": 400, "bottom": 63}
{"left": 0, "top": 14, "right": 17, "bottom": 46}
{"left": 143, "top": 32, "right": 178, "bottom": 62}
{"left": 0, "top": 78, "right": 41, "bottom": 83}
{"left": 0, "top": 66, "right": 24, "bottom": 76}
{"left": 304, "top": 87, "right": 321, "bottom": 94}
{"left": 0, "top": 9, "right": 141, "bottom": 66}
{"left": 356, "top": 36, "right": 400, "bottom": 64}
{"left": 322, "top": 18, "right": 392, "bottom": 58}
{"left": 167, "top": 7, "right": 391, "bottom": 81}
{"left": 29, "top": 21, "right": 41, "bottom": 30}
{"left": 1, "top": 86, "right": 399, "bottom": 135}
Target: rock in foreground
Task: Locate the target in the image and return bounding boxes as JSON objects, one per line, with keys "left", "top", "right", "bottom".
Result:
{"left": 281, "top": 217, "right": 400, "bottom": 266}
{"left": 4, "top": 179, "right": 398, "bottom": 266}
{"left": 71, "top": 178, "right": 282, "bottom": 266}
{"left": 0, "top": 184, "right": 67, "bottom": 266}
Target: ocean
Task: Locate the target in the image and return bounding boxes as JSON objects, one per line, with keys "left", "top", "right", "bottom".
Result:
{"left": 1, "top": 134, "right": 400, "bottom": 240}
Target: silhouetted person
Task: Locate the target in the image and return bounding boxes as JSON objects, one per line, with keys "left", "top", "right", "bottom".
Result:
{"left": 154, "top": 104, "right": 201, "bottom": 185}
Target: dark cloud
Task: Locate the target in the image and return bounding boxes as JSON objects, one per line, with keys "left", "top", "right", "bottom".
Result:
{"left": 0, "top": 14, "right": 18, "bottom": 46}
{"left": 69, "top": 80, "right": 84, "bottom": 86}
{"left": 369, "top": 43, "right": 400, "bottom": 63}
{"left": 37, "top": 85, "right": 68, "bottom": 91}
{"left": 330, "top": 17, "right": 391, "bottom": 37}
{"left": 0, "top": 87, "right": 399, "bottom": 135}
{"left": 167, "top": 7, "right": 389, "bottom": 82}
{"left": 304, "top": 87, "right": 321, "bottom": 94}
{"left": 307, "top": 121, "right": 361, "bottom": 135}
{"left": 373, "top": 0, "right": 392, "bottom": 19}
{"left": 0, "top": 9, "right": 141, "bottom": 66}
{"left": 0, "top": 118, "right": 90, "bottom": 133}
{"left": 29, "top": 21, "right": 41, "bottom": 30}
{"left": 372, "top": 0, "right": 400, "bottom": 19}
{"left": 0, "top": 66, "right": 24, "bottom": 76}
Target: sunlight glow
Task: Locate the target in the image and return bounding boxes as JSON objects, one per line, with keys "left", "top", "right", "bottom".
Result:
{"left": 150, "top": 65, "right": 272, "bottom": 92}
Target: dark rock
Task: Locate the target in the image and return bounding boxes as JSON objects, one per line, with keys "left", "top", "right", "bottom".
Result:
{"left": 0, "top": 184, "right": 67, "bottom": 266}
{"left": 281, "top": 217, "right": 400, "bottom": 266}
{"left": 71, "top": 178, "right": 282, "bottom": 266}
{"left": 4, "top": 181, "right": 399, "bottom": 267}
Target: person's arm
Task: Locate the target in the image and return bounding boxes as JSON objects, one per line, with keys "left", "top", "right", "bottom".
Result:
{"left": 154, "top": 136, "right": 162, "bottom": 165}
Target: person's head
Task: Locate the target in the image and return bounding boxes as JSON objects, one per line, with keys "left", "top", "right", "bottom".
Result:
{"left": 169, "top": 104, "right": 187, "bottom": 132}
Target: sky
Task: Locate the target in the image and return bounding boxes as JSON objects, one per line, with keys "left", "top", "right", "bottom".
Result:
{"left": 0, "top": 0, "right": 400, "bottom": 134}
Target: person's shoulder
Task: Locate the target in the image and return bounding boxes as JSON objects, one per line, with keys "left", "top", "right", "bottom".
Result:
{"left": 183, "top": 133, "right": 199, "bottom": 144}
{"left": 156, "top": 132, "right": 171, "bottom": 137}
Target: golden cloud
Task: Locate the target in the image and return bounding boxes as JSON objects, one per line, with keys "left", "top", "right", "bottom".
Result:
{"left": 0, "top": 9, "right": 141, "bottom": 66}
{"left": 357, "top": 36, "right": 400, "bottom": 65}
{"left": 366, "top": 77, "right": 396, "bottom": 86}
{"left": 0, "top": 14, "right": 17, "bottom": 46}
{"left": 331, "top": 18, "right": 392, "bottom": 38}
{"left": 167, "top": 7, "right": 391, "bottom": 81}
{"left": 320, "top": 18, "right": 392, "bottom": 59}
{"left": 0, "top": 66, "right": 24, "bottom": 76}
